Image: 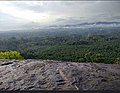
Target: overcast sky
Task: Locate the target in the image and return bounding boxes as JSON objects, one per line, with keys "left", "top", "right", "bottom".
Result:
{"left": 0, "top": 1, "right": 120, "bottom": 31}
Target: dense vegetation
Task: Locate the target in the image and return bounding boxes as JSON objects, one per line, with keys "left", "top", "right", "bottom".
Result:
{"left": 0, "top": 27, "right": 120, "bottom": 64}
{"left": 0, "top": 51, "right": 24, "bottom": 60}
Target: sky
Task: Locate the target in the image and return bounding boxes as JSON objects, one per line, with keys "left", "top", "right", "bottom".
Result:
{"left": 0, "top": 1, "right": 120, "bottom": 31}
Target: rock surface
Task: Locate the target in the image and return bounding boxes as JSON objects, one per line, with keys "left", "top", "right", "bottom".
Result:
{"left": 0, "top": 59, "right": 120, "bottom": 90}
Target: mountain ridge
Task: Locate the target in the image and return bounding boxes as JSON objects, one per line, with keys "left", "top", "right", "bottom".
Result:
{"left": 48, "top": 21, "right": 120, "bottom": 28}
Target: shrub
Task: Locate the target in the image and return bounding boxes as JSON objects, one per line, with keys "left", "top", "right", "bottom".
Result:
{"left": 114, "top": 58, "right": 120, "bottom": 64}
{"left": 78, "top": 57, "right": 86, "bottom": 62}
{"left": 0, "top": 51, "right": 24, "bottom": 60}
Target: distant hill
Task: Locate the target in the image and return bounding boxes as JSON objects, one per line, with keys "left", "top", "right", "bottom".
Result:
{"left": 48, "top": 21, "right": 120, "bottom": 28}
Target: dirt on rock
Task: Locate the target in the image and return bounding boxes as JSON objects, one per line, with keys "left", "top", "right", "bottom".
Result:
{"left": 0, "top": 59, "right": 120, "bottom": 90}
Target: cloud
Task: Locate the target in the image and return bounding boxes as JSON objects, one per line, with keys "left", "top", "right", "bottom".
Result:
{"left": 0, "top": 1, "right": 120, "bottom": 31}
{"left": 56, "top": 18, "right": 67, "bottom": 22}
{"left": 110, "top": 16, "right": 120, "bottom": 20}
{"left": 9, "top": 1, "right": 45, "bottom": 13}
{"left": 0, "top": 12, "right": 28, "bottom": 31}
{"left": 0, "top": 1, "right": 58, "bottom": 24}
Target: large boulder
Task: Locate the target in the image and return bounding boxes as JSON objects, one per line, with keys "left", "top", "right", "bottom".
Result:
{"left": 0, "top": 59, "right": 120, "bottom": 90}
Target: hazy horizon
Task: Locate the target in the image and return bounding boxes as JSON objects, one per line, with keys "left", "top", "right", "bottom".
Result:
{"left": 0, "top": 1, "right": 120, "bottom": 31}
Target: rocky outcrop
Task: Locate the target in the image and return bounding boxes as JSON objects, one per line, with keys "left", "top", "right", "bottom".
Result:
{"left": 0, "top": 59, "right": 120, "bottom": 90}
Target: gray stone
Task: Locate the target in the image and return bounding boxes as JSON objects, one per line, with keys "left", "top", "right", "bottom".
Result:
{"left": 0, "top": 59, "right": 120, "bottom": 90}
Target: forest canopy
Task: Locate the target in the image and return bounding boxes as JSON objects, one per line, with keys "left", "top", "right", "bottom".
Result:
{"left": 0, "top": 27, "right": 120, "bottom": 64}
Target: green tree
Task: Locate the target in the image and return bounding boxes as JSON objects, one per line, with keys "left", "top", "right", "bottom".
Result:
{"left": 93, "top": 53, "right": 106, "bottom": 63}
{"left": 84, "top": 52, "right": 93, "bottom": 62}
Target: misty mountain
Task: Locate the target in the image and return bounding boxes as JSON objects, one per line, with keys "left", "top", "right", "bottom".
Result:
{"left": 48, "top": 21, "right": 120, "bottom": 28}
